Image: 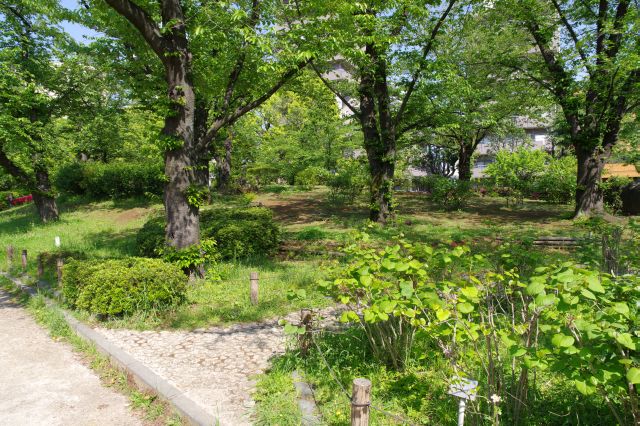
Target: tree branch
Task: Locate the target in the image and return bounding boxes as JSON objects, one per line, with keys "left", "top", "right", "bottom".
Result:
{"left": 203, "top": 59, "right": 311, "bottom": 145}
{"left": 310, "top": 61, "right": 360, "bottom": 116}
{"left": 549, "top": 0, "right": 594, "bottom": 78}
{"left": 394, "top": 0, "right": 457, "bottom": 127}
{"left": 102, "top": 0, "right": 167, "bottom": 59}
{"left": 0, "top": 147, "right": 32, "bottom": 185}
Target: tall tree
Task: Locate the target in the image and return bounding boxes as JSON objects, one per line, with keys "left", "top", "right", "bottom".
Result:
{"left": 0, "top": 0, "right": 77, "bottom": 222}
{"left": 501, "top": 0, "right": 640, "bottom": 216}
{"left": 407, "top": 8, "right": 546, "bottom": 180}
{"left": 311, "top": 0, "right": 458, "bottom": 223}
{"left": 83, "top": 0, "right": 317, "bottom": 250}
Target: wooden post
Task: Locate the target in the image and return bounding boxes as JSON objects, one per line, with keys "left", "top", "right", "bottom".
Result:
{"left": 56, "top": 258, "right": 64, "bottom": 285}
{"left": 37, "top": 255, "right": 43, "bottom": 279}
{"left": 7, "top": 245, "right": 13, "bottom": 267}
{"left": 250, "top": 272, "right": 259, "bottom": 305}
{"left": 351, "top": 378, "right": 371, "bottom": 426}
{"left": 21, "top": 249, "right": 27, "bottom": 272}
{"left": 299, "top": 309, "right": 313, "bottom": 357}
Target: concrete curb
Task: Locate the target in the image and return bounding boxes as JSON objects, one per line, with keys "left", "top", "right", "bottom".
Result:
{"left": 2, "top": 273, "right": 218, "bottom": 426}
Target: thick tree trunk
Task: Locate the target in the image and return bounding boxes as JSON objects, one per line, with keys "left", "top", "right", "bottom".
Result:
{"left": 359, "top": 42, "right": 396, "bottom": 224}
{"left": 458, "top": 142, "right": 473, "bottom": 181}
{"left": 163, "top": 59, "right": 200, "bottom": 249}
{"left": 32, "top": 192, "right": 58, "bottom": 223}
{"left": 216, "top": 132, "right": 233, "bottom": 193}
{"left": 574, "top": 145, "right": 605, "bottom": 217}
{"left": 366, "top": 147, "right": 395, "bottom": 223}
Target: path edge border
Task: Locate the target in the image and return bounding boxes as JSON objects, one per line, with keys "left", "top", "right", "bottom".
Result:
{"left": 2, "top": 273, "right": 218, "bottom": 426}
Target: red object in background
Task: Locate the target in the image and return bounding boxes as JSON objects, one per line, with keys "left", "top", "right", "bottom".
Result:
{"left": 11, "top": 194, "right": 33, "bottom": 206}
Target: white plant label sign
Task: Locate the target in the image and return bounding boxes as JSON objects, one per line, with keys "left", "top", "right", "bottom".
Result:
{"left": 448, "top": 377, "right": 478, "bottom": 401}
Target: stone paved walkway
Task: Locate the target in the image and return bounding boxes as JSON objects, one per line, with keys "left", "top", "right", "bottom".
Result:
{"left": 94, "top": 307, "right": 340, "bottom": 425}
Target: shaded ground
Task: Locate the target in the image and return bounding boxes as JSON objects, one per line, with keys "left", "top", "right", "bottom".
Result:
{"left": 0, "top": 289, "right": 141, "bottom": 426}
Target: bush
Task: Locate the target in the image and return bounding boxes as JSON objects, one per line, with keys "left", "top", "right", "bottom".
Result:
{"left": 485, "top": 148, "right": 547, "bottom": 203}
{"left": 327, "top": 158, "right": 368, "bottom": 203}
{"left": 601, "top": 176, "right": 632, "bottom": 214}
{"left": 55, "top": 161, "right": 165, "bottom": 199}
{"left": 535, "top": 156, "right": 577, "bottom": 204}
{"left": 136, "top": 207, "right": 281, "bottom": 260}
{"left": 62, "top": 257, "right": 187, "bottom": 317}
{"left": 294, "top": 166, "right": 330, "bottom": 189}
{"left": 429, "top": 176, "right": 470, "bottom": 210}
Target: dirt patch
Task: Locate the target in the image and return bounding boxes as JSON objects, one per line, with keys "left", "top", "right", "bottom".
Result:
{"left": 114, "top": 208, "right": 151, "bottom": 225}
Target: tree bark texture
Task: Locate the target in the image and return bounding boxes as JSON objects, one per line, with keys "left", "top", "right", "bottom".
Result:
{"left": 216, "top": 131, "right": 233, "bottom": 193}
{"left": 359, "top": 43, "right": 396, "bottom": 223}
{"left": 574, "top": 145, "right": 605, "bottom": 216}
{"left": 32, "top": 166, "right": 59, "bottom": 222}
{"left": 457, "top": 142, "right": 474, "bottom": 181}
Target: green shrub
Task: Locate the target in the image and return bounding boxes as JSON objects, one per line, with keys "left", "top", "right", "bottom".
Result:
{"left": 428, "top": 176, "right": 470, "bottom": 210}
{"left": 136, "top": 207, "right": 281, "bottom": 260}
{"left": 294, "top": 166, "right": 330, "bottom": 189}
{"left": 327, "top": 158, "right": 368, "bottom": 203}
{"left": 55, "top": 161, "right": 165, "bottom": 199}
{"left": 601, "top": 176, "right": 632, "bottom": 214}
{"left": 535, "top": 156, "right": 577, "bottom": 203}
{"left": 62, "top": 257, "right": 187, "bottom": 316}
{"left": 54, "top": 162, "right": 86, "bottom": 195}
{"left": 485, "top": 148, "right": 547, "bottom": 203}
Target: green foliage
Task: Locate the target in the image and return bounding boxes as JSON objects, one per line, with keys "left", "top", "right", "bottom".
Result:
{"left": 295, "top": 226, "right": 328, "bottom": 241}
{"left": 294, "top": 166, "right": 330, "bottom": 189}
{"left": 321, "top": 232, "right": 638, "bottom": 422}
{"left": 535, "top": 155, "right": 577, "bottom": 204}
{"left": 54, "top": 161, "right": 165, "bottom": 199}
{"left": 419, "top": 175, "right": 471, "bottom": 210}
{"left": 137, "top": 207, "right": 281, "bottom": 260}
{"left": 327, "top": 158, "right": 369, "bottom": 204}
{"left": 601, "top": 176, "right": 632, "bottom": 214}
{"left": 184, "top": 184, "right": 209, "bottom": 209}
{"left": 485, "top": 148, "right": 576, "bottom": 204}
{"left": 156, "top": 238, "right": 218, "bottom": 273}
{"left": 62, "top": 258, "right": 187, "bottom": 317}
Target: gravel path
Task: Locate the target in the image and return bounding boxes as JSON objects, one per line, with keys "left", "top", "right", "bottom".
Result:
{"left": 0, "top": 289, "right": 141, "bottom": 426}
{"left": 95, "top": 307, "right": 341, "bottom": 425}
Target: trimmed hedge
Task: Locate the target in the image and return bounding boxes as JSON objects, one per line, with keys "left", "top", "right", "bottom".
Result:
{"left": 136, "top": 207, "right": 281, "bottom": 260}
{"left": 55, "top": 161, "right": 165, "bottom": 199}
{"left": 62, "top": 257, "right": 187, "bottom": 316}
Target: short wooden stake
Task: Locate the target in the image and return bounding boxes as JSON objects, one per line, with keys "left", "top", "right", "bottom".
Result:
{"left": 37, "top": 256, "right": 43, "bottom": 279}
{"left": 250, "top": 272, "right": 259, "bottom": 305}
{"left": 299, "top": 309, "right": 313, "bottom": 357}
{"left": 7, "top": 245, "right": 13, "bottom": 267}
{"left": 21, "top": 249, "right": 27, "bottom": 272}
{"left": 351, "top": 378, "right": 371, "bottom": 426}
{"left": 56, "top": 258, "right": 64, "bottom": 285}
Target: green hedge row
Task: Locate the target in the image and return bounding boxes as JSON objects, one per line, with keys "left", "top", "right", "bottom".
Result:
{"left": 62, "top": 257, "right": 187, "bottom": 316}
{"left": 55, "top": 161, "right": 165, "bottom": 199}
{"left": 136, "top": 207, "right": 281, "bottom": 260}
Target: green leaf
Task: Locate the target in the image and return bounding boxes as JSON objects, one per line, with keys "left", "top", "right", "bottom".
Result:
{"left": 436, "top": 309, "right": 451, "bottom": 321}
{"left": 460, "top": 286, "right": 479, "bottom": 299}
{"left": 626, "top": 368, "right": 640, "bottom": 384}
{"left": 379, "top": 300, "right": 397, "bottom": 313}
{"left": 580, "top": 289, "right": 596, "bottom": 300}
{"left": 586, "top": 275, "right": 605, "bottom": 293}
{"left": 359, "top": 275, "right": 372, "bottom": 286}
{"left": 574, "top": 379, "right": 595, "bottom": 395}
{"left": 612, "top": 302, "right": 629, "bottom": 317}
{"left": 457, "top": 302, "right": 474, "bottom": 314}
{"left": 526, "top": 280, "right": 545, "bottom": 296}
{"left": 616, "top": 333, "right": 636, "bottom": 350}
{"left": 551, "top": 333, "right": 575, "bottom": 348}
{"left": 400, "top": 282, "right": 413, "bottom": 298}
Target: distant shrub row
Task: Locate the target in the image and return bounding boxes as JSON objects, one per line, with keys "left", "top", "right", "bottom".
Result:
{"left": 55, "top": 161, "right": 165, "bottom": 199}
{"left": 62, "top": 257, "right": 187, "bottom": 317}
{"left": 137, "top": 206, "right": 281, "bottom": 260}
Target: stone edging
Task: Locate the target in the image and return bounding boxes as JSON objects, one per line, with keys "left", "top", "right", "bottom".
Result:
{"left": 2, "top": 273, "right": 218, "bottom": 426}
